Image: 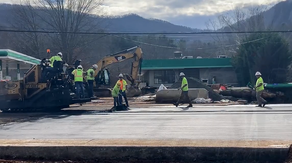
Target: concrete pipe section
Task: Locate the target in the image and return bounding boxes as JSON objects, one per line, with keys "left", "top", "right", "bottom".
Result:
{"left": 156, "top": 88, "right": 208, "bottom": 103}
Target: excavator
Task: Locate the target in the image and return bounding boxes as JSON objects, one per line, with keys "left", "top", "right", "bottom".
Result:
{"left": 93, "top": 46, "right": 143, "bottom": 97}
{"left": 0, "top": 58, "right": 91, "bottom": 113}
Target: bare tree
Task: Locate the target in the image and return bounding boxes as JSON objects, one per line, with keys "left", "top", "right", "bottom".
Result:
{"left": 205, "top": 6, "right": 267, "bottom": 56}
{"left": 12, "top": 0, "right": 103, "bottom": 63}
{"left": 10, "top": 1, "right": 46, "bottom": 58}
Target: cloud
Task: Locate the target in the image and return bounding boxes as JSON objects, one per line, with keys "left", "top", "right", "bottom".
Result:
{"left": 0, "top": 0, "right": 285, "bottom": 28}
{"left": 102, "top": 0, "right": 284, "bottom": 18}
{"left": 100, "top": 0, "right": 284, "bottom": 28}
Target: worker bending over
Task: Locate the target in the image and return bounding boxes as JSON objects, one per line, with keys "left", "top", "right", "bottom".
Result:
{"left": 112, "top": 82, "right": 122, "bottom": 109}
{"left": 116, "top": 74, "right": 129, "bottom": 108}
{"left": 50, "top": 52, "right": 63, "bottom": 68}
{"left": 86, "top": 64, "right": 98, "bottom": 98}
{"left": 255, "top": 71, "right": 267, "bottom": 107}
{"left": 72, "top": 65, "right": 84, "bottom": 98}
{"left": 174, "top": 72, "right": 193, "bottom": 107}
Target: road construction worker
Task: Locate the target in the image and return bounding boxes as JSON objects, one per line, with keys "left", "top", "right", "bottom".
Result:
{"left": 40, "top": 58, "right": 51, "bottom": 82}
{"left": 86, "top": 64, "right": 98, "bottom": 98}
{"left": 116, "top": 73, "right": 129, "bottom": 107}
{"left": 255, "top": 71, "right": 267, "bottom": 107}
{"left": 50, "top": 52, "right": 63, "bottom": 68}
{"left": 72, "top": 65, "right": 84, "bottom": 98}
{"left": 112, "top": 82, "right": 122, "bottom": 109}
{"left": 174, "top": 72, "right": 193, "bottom": 107}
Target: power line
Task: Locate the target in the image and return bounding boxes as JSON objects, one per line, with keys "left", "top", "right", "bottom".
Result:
{"left": 0, "top": 29, "right": 292, "bottom": 35}
{"left": 113, "top": 35, "right": 177, "bottom": 49}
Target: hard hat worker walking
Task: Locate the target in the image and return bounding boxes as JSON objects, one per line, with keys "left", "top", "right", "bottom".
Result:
{"left": 174, "top": 72, "right": 193, "bottom": 107}
{"left": 255, "top": 71, "right": 267, "bottom": 107}
{"left": 86, "top": 64, "right": 98, "bottom": 98}
{"left": 72, "top": 65, "right": 84, "bottom": 99}
{"left": 116, "top": 73, "right": 129, "bottom": 108}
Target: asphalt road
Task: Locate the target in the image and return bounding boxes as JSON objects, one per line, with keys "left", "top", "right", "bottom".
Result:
{"left": 1, "top": 104, "right": 292, "bottom": 141}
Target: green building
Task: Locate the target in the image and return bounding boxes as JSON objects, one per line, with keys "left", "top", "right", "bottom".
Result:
{"left": 141, "top": 58, "right": 237, "bottom": 87}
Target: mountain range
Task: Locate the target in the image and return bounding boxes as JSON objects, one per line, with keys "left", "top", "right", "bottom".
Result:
{"left": 0, "top": 1, "right": 291, "bottom": 33}
{"left": 0, "top": 4, "right": 200, "bottom": 33}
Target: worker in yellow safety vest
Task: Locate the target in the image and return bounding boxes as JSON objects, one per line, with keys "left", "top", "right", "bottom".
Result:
{"left": 49, "top": 52, "right": 63, "bottom": 68}
{"left": 255, "top": 71, "right": 267, "bottom": 107}
{"left": 174, "top": 72, "right": 193, "bottom": 108}
{"left": 72, "top": 65, "right": 84, "bottom": 98}
{"left": 115, "top": 74, "right": 129, "bottom": 107}
{"left": 86, "top": 64, "right": 98, "bottom": 98}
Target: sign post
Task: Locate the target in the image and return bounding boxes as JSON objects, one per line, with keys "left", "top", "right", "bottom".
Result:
{"left": 17, "top": 63, "right": 20, "bottom": 80}
{"left": 0, "top": 60, "right": 2, "bottom": 80}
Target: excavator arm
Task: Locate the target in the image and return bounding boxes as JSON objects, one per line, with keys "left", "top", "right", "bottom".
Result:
{"left": 94, "top": 46, "right": 143, "bottom": 86}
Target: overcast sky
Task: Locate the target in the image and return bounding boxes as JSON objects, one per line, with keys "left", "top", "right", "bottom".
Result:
{"left": 102, "top": 0, "right": 284, "bottom": 28}
{"left": 0, "top": 0, "right": 285, "bottom": 29}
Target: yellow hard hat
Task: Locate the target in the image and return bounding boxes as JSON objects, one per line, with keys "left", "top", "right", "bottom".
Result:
{"left": 117, "top": 82, "right": 121, "bottom": 86}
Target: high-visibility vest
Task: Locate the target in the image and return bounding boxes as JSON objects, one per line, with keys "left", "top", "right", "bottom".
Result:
{"left": 181, "top": 77, "right": 188, "bottom": 91}
{"left": 50, "top": 55, "right": 62, "bottom": 67}
{"left": 87, "top": 68, "right": 95, "bottom": 81}
{"left": 116, "top": 79, "right": 127, "bottom": 92}
{"left": 256, "top": 77, "right": 264, "bottom": 92}
{"left": 72, "top": 69, "right": 83, "bottom": 82}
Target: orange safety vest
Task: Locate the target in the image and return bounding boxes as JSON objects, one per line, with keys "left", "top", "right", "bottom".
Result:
{"left": 119, "top": 80, "right": 123, "bottom": 90}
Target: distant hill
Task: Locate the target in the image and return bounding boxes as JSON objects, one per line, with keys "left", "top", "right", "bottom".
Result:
{"left": 263, "top": 0, "right": 292, "bottom": 29}
{"left": 99, "top": 14, "right": 200, "bottom": 33}
{"left": 0, "top": 4, "right": 199, "bottom": 33}
{"left": 220, "top": 0, "right": 292, "bottom": 31}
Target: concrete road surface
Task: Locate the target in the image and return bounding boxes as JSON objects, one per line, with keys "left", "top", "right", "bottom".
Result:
{"left": 1, "top": 104, "right": 292, "bottom": 141}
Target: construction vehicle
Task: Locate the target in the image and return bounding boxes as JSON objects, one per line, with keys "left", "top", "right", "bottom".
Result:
{"left": 0, "top": 61, "right": 91, "bottom": 113}
{"left": 93, "top": 46, "right": 143, "bottom": 97}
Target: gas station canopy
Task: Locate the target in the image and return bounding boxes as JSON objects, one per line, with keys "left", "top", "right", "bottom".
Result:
{"left": 0, "top": 49, "right": 41, "bottom": 81}
{"left": 0, "top": 49, "right": 40, "bottom": 65}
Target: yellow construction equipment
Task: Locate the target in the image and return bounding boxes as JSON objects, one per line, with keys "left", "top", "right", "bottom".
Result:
{"left": 93, "top": 46, "right": 143, "bottom": 97}
{"left": 0, "top": 61, "right": 90, "bottom": 112}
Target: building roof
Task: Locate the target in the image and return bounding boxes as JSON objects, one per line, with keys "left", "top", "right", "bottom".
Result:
{"left": 141, "top": 58, "right": 233, "bottom": 70}
{"left": 0, "top": 49, "right": 40, "bottom": 65}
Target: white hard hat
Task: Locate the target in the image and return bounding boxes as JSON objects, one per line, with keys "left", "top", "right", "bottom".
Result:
{"left": 57, "top": 52, "right": 63, "bottom": 56}
{"left": 119, "top": 74, "right": 124, "bottom": 78}
{"left": 92, "top": 64, "right": 98, "bottom": 69}
{"left": 77, "top": 65, "right": 83, "bottom": 69}
{"left": 179, "top": 72, "right": 185, "bottom": 76}
{"left": 255, "top": 71, "right": 261, "bottom": 76}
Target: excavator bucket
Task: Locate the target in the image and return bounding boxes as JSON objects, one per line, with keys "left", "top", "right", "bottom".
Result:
{"left": 127, "top": 86, "right": 142, "bottom": 97}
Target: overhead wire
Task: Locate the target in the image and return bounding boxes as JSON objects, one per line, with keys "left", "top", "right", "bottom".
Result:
{"left": 112, "top": 35, "right": 177, "bottom": 49}
{"left": 0, "top": 32, "right": 289, "bottom": 64}
{"left": 0, "top": 29, "right": 292, "bottom": 35}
